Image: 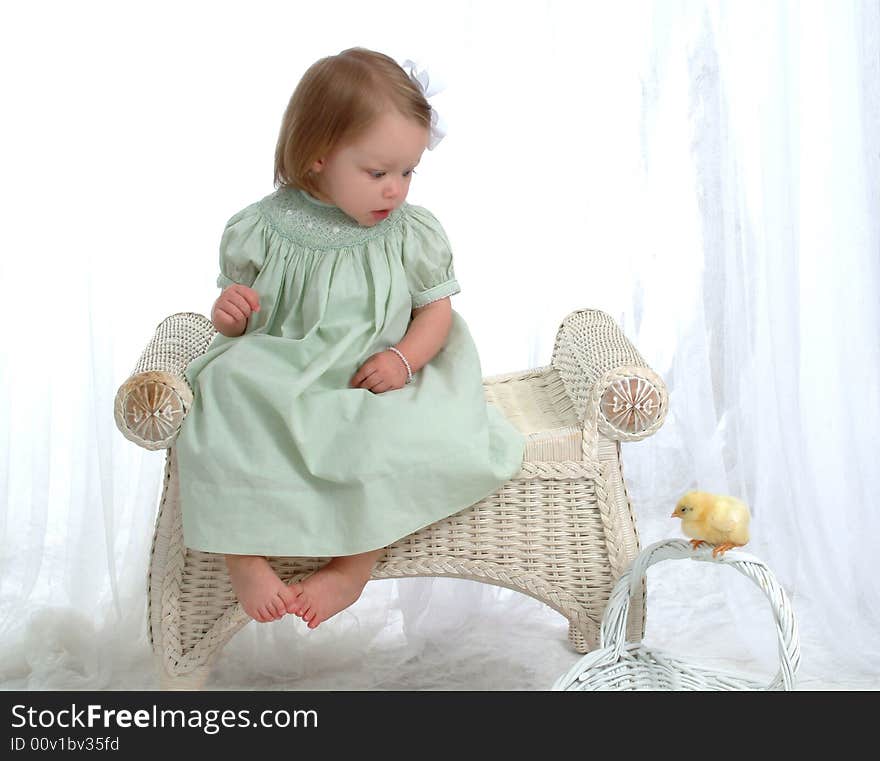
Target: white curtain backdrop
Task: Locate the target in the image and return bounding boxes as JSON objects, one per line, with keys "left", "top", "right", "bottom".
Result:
{"left": 1, "top": 0, "right": 878, "bottom": 689}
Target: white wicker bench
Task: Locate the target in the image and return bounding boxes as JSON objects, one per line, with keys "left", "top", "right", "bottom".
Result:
{"left": 114, "top": 308, "right": 668, "bottom": 689}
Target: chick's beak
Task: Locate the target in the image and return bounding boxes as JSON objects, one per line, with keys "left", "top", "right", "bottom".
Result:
{"left": 670, "top": 511, "right": 678, "bottom": 518}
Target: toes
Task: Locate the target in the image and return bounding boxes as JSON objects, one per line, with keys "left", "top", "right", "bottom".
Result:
{"left": 289, "top": 595, "right": 307, "bottom": 617}
{"left": 270, "top": 597, "right": 286, "bottom": 619}
{"left": 281, "top": 584, "right": 305, "bottom": 614}
{"left": 249, "top": 602, "right": 288, "bottom": 623}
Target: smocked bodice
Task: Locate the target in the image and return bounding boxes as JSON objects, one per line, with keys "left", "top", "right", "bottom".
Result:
{"left": 257, "top": 187, "right": 406, "bottom": 250}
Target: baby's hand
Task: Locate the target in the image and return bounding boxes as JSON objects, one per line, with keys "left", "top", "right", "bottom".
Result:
{"left": 212, "top": 284, "right": 261, "bottom": 337}
{"left": 350, "top": 350, "right": 409, "bottom": 393}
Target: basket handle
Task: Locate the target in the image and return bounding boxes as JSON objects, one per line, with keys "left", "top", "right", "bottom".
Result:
{"left": 598, "top": 539, "right": 800, "bottom": 690}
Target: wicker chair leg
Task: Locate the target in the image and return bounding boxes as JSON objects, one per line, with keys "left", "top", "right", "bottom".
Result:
{"left": 157, "top": 656, "right": 213, "bottom": 691}
{"left": 568, "top": 621, "right": 596, "bottom": 653}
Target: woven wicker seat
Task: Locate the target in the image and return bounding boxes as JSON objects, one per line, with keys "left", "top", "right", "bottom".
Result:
{"left": 114, "top": 308, "right": 668, "bottom": 689}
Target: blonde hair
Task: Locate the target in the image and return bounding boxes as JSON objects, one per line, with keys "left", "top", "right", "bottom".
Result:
{"left": 274, "top": 48, "right": 431, "bottom": 196}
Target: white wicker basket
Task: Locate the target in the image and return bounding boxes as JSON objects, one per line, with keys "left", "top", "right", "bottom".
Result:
{"left": 553, "top": 539, "right": 800, "bottom": 690}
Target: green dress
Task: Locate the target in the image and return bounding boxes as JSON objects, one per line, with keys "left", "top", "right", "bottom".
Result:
{"left": 176, "top": 186, "right": 525, "bottom": 557}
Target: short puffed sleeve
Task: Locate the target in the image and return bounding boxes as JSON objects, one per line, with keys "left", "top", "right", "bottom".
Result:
{"left": 401, "top": 205, "right": 461, "bottom": 309}
{"left": 215, "top": 203, "right": 267, "bottom": 289}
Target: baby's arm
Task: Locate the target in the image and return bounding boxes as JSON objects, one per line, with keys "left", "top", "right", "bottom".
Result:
{"left": 394, "top": 298, "right": 453, "bottom": 374}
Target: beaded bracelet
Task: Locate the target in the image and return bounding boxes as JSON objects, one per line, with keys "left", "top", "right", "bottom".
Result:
{"left": 386, "top": 346, "right": 414, "bottom": 384}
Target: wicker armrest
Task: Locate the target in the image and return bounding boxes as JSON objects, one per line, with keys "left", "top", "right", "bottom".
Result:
{"left": 114, "top": 312, "right": 217, "bottom": 450}
{"left": 550, "top": 309, "right": 668, "bottom": 441}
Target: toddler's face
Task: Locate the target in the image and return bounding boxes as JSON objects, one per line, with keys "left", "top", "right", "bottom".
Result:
{"left": 311, "top": 110, "right": 429, "bottom": 227}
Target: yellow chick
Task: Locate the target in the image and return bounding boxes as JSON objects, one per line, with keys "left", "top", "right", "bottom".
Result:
{"left": 671, "top": 490, "right": 751, "bottom": 557}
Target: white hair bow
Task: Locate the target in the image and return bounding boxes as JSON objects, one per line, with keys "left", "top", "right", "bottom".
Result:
{"left": 401, "top": 59, "right": 447, "bottom": 150}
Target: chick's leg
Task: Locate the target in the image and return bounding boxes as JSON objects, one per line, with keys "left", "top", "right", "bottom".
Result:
{"left": 712, "top": 543, "right": 738, "bottom": 557}
{"left": 689, "top": 539, "right": 706, "bottom": 550}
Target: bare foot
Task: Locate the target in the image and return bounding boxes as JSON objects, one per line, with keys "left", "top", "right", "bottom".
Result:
{"left": 225, "top": 555, "right": 303, "bottom": 623}
{"left": 286, "top": 550, "right": 382, "bottom": 629}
